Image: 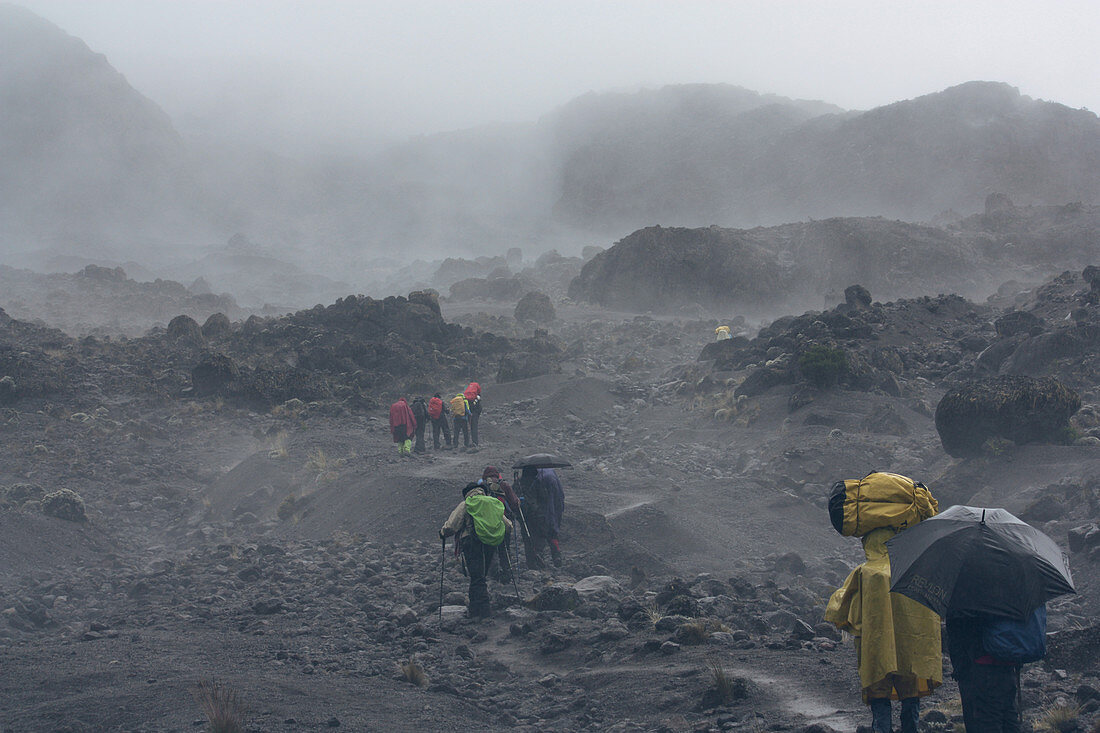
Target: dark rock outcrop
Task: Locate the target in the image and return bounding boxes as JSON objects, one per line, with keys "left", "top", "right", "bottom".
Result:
{"left": 934, "top": 375, "right": 1081, "bottom": 456}
{"left": 514, "top": 292, "right": 555, "bottom": 325}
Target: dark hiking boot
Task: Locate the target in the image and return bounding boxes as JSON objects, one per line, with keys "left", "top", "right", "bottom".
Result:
{"left": 551, "top": 548, "right": 562, "bottom": 567}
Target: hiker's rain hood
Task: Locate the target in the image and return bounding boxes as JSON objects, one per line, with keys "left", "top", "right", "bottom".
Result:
{"left": 825, "top": 527, "right": 943, "bottom": 702}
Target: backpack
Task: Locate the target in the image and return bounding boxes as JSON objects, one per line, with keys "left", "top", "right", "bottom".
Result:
{"left": 451, "top": 394, "right": 467, "bottom": 417}
{"left": 982, "top": 606, "right": 1047, "bottom": 664}
{"left": 828, "top": 471, "right": 938, "bottom": 537}
{"left": 410, "top": 398, "right": 428, "bottom": 422}
{"left": 428, "top": 397, "right": 443, "bottom": 420}
{"left": 464, "top": 382, "right": 481, "bottom": 401}
{"left": 464, "top": 494, "right": 506, "bottom": 546}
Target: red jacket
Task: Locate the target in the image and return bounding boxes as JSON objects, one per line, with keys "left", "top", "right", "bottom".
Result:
{"left": 389, "top": 398, "right": 417, "bottom": 436}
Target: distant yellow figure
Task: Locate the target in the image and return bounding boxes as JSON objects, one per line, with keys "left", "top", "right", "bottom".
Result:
{"left": 714, "top": 325, "right": 731, "bottom": 341}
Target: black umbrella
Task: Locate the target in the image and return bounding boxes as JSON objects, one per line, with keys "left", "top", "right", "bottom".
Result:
{"left": 887, "top": 505, "right": 1075, "bottom": 620}
{"left": 511, "top": 453, "right": 572, "bottom": 470}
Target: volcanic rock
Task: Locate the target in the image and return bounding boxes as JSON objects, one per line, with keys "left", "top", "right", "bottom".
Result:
{"left": 934, "top": 375, "right": 1081, "bottom": 456}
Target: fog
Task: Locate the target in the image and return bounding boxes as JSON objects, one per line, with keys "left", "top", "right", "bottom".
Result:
{"left": 16, "top": 0, "right": 1100, "bottom": 158}
{"left": 4, "top": 0, "right": 1100, "bottom": 317}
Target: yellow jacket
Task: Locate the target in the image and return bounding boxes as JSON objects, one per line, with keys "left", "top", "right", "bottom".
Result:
{"left": 825, "top": 527, "right": 942, "bottom": 702}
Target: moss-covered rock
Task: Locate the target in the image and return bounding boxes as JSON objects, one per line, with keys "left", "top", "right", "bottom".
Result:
{"left": 934, "top": 375, "right": 1081, "bottom": 457}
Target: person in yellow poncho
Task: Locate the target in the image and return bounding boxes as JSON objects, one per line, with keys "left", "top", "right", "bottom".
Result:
{"left": 826, "top": 526, "right": 942, "bottom": 733}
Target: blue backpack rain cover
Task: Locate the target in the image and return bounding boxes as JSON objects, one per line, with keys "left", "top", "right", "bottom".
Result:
{"left": 982, "top": 605, "right": 1047, "bottom": 664}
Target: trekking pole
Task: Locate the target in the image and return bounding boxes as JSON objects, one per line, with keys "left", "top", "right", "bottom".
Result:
{"left": 439, "top": 536, "right": 446, "bottom": 624}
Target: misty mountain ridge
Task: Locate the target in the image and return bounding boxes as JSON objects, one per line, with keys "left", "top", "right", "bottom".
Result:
{"left": 3, "top": 3, "right": 1100, "bottom": 305}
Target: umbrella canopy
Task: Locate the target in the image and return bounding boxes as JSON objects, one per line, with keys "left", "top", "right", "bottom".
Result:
{"left": 511, "top": 453, "right": 572, "bottom": 470}
{"left": 887, "top": 505, "right": 1074, "bottom": 620}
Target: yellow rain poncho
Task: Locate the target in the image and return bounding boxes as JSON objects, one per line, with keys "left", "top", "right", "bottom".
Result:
{"left": 825, "top": 527, "right": 942, "bottom": 703}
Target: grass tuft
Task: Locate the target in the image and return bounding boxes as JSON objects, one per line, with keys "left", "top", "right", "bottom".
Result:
{"left": 399, "top": 658, "right": 429, "bottom": 687}
{"left": 1035, "top": 704, "right": 1080, "bottom": 733}
{"left": 707, "top": 658, "right": 748, "bottom": 704}
{"left": 191, "top": 679, "right": 245, "bottom": 733}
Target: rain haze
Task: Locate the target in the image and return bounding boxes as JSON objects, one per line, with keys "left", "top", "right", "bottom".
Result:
{"left": 14, "top": 0, "right": 1100, "bottom": 156}
{"left": 6, "top": 3, "right": 1100, "bottom": 731}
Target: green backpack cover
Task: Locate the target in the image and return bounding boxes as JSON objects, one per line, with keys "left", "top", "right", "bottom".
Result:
{"left": 465, "top": 494, "right": 506, "bottom": 546}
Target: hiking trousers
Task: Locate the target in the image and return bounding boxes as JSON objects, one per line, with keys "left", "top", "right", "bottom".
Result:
{"left": 454, "top": 417, "right": 470, "bottom": 447}
{"left": 431, "top": 416, "right": 451, "bottom": 448}
{"left": 461, "top": 535, "right": 496, "bottom": 618}
{"left": 959, "top": 664, "right": 1020, "bottom": 733}
{"left": 469, "top": 403, "right": 481, "bottom": 446}
{"left": 413, "top": 421, "right": 426, "bottom": 453}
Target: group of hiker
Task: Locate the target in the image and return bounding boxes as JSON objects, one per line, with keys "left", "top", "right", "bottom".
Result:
{"left": 826, "top": 472, "right": 1072, "bottom": 733}
{"left": 439, "top": 463, "right": 566, "bottom": 619}
{"left": 388, "top": 382, "right": 482, "bottom": 456}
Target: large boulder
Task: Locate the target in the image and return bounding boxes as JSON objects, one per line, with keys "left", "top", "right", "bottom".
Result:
{"left": 514, "top": 291, "right": 555, "bottom": 325}
{"left": 40, "top": 488, "right": 86, "bottom": 522}
{"left": 191, "top": 353, "right": 240, "bottom": 397}
{"left": 935, "top": 375, "right": 1081, "bottom": 456}
{"left": 166, "top": 314, "right": 204, "bottom": 343}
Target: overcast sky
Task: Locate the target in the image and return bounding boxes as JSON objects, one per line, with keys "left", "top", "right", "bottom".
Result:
{"left": 15, "top": 0, "right": 1100, "bottom": 157}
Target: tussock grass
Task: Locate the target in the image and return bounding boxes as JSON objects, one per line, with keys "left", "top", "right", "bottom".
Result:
{"left": 706, "top": 658, "right": 747, "bottom": 704}
{"left": 644, "top": 602, "right": 664, "bottom": 628}
{"left": 191, "top": 679, "right": 245, "bottom": 733}
{"left": 267, "top": 430, "right": 289, "bottom": 458}
{"left": 399, "top": 658, "right": 429, "bottom": 687}
{"left": 1034, "top": 704, "right": 1080, "bottom": 733}
{"left": 305, "top": 448, "right": 342, "bottom": 482}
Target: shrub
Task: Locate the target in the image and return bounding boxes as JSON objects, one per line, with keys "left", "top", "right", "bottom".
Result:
{"left": 798, "top": 345, "right": 847, "bottom": 388}
{"left": 40, "top": 488, "right": 86, "bottom": 522}
{"left": 191, "top": 679, "right": 245, "bottom": 733}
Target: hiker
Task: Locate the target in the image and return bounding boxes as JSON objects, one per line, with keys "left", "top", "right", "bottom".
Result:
{"left": 409, "top": 396, "right": 429, "bottom": 454}
{"left": 451, "top": 392, "right": 471, "bottom": 448}
{"left": 946, "top": 609, "right": 1045, "bottom": 733}
{"left": 388, "top": 396, "right": 417, "bottom": 457}
{"left": 439, "top": 482, "right": 512, "bottom": 619}
{"left": 464, "top": 382, "right": 482, "bottom": 446}
{"left": 428, "top": 393, "right": 452, "bottom": 450}
{"left": 715, "top": 325, "right": 731, "bottom": 341}
{"left": 515, "top": 466, "right": 565, "bottom": 568}
{"left": 825, "top": 526, "right": 942, "bottom": 733}
{"left": 481, "top": 466, "right": 520, "bottom": 582}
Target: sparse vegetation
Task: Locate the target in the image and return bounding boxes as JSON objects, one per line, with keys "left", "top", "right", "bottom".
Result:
{"left": 798, "top": 344, "right": 847, "bottom": 388}
{"left": 305, "top": 448, "right": 341, "bottom": 482}
{"left": 276, "top": 494, "right": 297, "bottom": 520}
{"left": 40, "top": 488, "right": 86, "bottom": 522}
{"left": 191, "top": 679, "right": 245, "bottom": 733}
{"left": 399, "top": 658, "right": 429, "bottom": 687}
{"left": 644, "top": 603, "right": 664, "bottom": 628}
{"left": 706, "top": 658, "right": 748, "bottom": 704}
{"left": 267, "top": 430, "right": 289, "bottom": 458}
{"left": 1035, "top": 704, "right": 1080, "bottom": 733}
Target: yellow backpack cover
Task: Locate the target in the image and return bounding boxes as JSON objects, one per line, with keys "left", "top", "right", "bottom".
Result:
{"left": 450, "top": 394, "right": 467, "bottom": 417}
{"left": 828, "top": 471, "right": 938, "bottom": 537}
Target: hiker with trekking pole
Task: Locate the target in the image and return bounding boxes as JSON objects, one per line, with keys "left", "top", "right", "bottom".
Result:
{"left": 439, "top": 482, "right": 513, "bottom": 619}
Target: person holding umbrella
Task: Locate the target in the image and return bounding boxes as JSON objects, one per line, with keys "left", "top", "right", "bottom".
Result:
{"left": 887, "top": 505, "right": 1075, "bottom": 733}
{"left": 826, "top": 521, "right": 943, "bottom": 733}
{"left": 512, "top": 454, "right": 569, "bottom": 569}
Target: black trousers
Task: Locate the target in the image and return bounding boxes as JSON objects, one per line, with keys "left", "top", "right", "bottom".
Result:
{"left": 461, "top": 535, "right": 496, "bottom": 617}
{"left": 454, "top": 416, "right": 470, "bottom": 446}
{"left": 469, "top": 403, "right": 481, "bottom": 445}
{"left": 431, "top": 416, "right": 451, "bottom": 448}
{"left": 959, "top": 664, "right": 1020, "bottom": 733}
{"left": 413, "top": 421, "right": 426, "bottom": 452}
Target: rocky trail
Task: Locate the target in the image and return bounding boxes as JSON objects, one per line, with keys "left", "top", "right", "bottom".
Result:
{"left": 3, "top": 272, "right": 1100, "bottom": 731}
